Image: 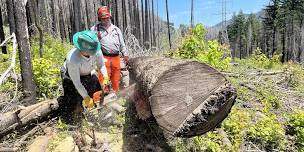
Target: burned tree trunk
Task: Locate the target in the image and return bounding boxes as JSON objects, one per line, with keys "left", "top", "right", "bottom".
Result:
{"left": 14, "top": 0, "right": 37, "bottom": 103}
{"left": 128, "top": 57, "right": 236, "bottom": 137}
{"left": 0, "top": 6, "right": 7, "bottom": 54}
{"left": 6, "top": 0, "right": 15, "bottom": 34}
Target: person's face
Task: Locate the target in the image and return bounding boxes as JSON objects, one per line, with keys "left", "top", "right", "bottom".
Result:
{"left": 101, "top": 17, "right": 110, "bottom": 26}
{"left": 80, "top": 51, "right": 91, "bottom": 57}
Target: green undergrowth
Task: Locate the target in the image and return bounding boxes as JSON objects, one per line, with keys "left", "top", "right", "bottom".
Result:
{"left": 0, "top": 34, "right": 72, "bottom": 99}
{"left": 288, "top": 111, "right": 304, "bottom": 151}
{"left": 166, "top": 23, "right": 232, "bottom": 72}
{"left": 247, "top": 114, "right": 286, "bottom": 150}
{"left": 31, "top": 35, "right": 72, "bottom": 98}
{"left": 168, "top": 23, "right": 304, "bottom": 151}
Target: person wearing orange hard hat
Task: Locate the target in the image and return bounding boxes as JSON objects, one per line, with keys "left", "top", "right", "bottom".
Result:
{"left": 91, "top": 6, "right": 129, "bottom": 95}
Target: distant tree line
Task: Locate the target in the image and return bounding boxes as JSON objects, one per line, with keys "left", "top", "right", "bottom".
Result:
{"left": 224, "top": 0, "right": 304, "bottom": 63}
{"left": 0, "top": 0, "right": 170, "bottom": 50}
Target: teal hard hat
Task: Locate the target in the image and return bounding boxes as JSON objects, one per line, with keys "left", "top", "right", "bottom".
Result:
{"left": 73, "top": 30, "right": 101, "bottom": 55}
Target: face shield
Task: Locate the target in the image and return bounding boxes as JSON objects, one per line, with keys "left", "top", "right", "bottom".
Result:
{"left": 77, "top": 36, "right": 98, "bottom": 55}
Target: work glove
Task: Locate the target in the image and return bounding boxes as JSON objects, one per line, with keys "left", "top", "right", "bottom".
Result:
{"left": 82, "top": 96, "right": 94, "bottom": 109}
{"left": 103, "top": 75, "right": 109, "bottom": 86}
{"left": 93, "top": 91, "right": 103, "bottom": 103}
{"left": 124, "top": 56, "right": 129, "bottom": 66}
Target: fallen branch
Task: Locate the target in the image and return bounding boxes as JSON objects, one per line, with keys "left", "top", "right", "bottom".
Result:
{"left": 0, "top": 33, "right": 17, "bottom": 86}
{"left": 222, "top": 71, "right": 285, "bottom": 78}
{"left": 0, "top": 147, "right": 18, "bottom": 152}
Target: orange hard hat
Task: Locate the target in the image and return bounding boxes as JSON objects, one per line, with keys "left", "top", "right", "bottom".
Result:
{"left": 97, "top": 6, "right": 111, "bottom": 19}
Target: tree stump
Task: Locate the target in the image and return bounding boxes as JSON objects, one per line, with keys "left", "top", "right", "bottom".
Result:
{"left": 128, "top": 57, "right": 237, "bottom": 137}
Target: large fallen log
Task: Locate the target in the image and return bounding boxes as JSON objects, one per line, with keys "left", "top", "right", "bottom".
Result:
{"left": 0, "top": 99, "right": 59, "bottom": 138}
{"left": 128, "top": 57, "right": 237, "bottom": 137}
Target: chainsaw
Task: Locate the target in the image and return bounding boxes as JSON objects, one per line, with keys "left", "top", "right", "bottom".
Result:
{"left": 82, "top": 82, "right": 126, "bottom": 126}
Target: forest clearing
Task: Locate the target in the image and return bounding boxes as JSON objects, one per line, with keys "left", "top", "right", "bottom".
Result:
{"left": 0, "top": 0, "right": 304, "bottom": 152}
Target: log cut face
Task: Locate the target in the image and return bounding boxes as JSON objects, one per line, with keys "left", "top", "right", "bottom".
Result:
{"left": 128, "top": 57, "right": 237, "bottom": 137}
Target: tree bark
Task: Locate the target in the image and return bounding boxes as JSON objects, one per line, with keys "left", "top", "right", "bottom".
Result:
{"left": 80, "top": 0, "right": 88, "bottom": 30}
{"left": 0, "top": 6, "right": 7, "bottom": 54}
{"left": 30, "top": 0, "right": 44, "bottom": 58}
{"left": 151, "top": 0, "right": 156, "bottom": 47}
{"left": 297, "top": 20, "right": 303, "bottom": 62}
{"left": 141, "top": 0, "right": 145, "bottom": 45}
{"left": 144, "top": 0, "right": 150, "bottom": 48}
{"left": 86, "top": 0, "right": 95, "bottom": 28}
{"left": 13, "top": 0, "right": 37, "bottom": 103}
{"left": 0, "top": 99, "right": 59, "bottom": 137}
{"left": 165, "top": 0, "right": 171, "bottom": 49}
{"left": 6, "top": 0, "right": 15, "bottom": 34}
{"left": 72, "top": 0, "right": 81, "bottom": 34}
{"left": 51, "top": 0, "right": 60, "bottom": 38}
{"left": 116, "top": 0, "right": 123, "bottom": 30}
{"left": 124, "top": 0, "right": 130, "bottom": 30}
{"left": 128, "top": 57, "right": 237, "bottom": 137}
{"left": 191, "top": 0, "right": 194, "bottom": 28}
{"left": 59, "top": 1, "right": 66, "bottom": 42}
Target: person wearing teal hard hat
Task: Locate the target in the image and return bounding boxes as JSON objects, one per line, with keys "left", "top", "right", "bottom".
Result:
{"left": 59, "top": 30, "right": 109, "bottom": 123}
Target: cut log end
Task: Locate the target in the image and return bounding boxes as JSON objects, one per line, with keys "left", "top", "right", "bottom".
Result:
{"left": 173, "top": 83, "right": 236, "bottom": 137}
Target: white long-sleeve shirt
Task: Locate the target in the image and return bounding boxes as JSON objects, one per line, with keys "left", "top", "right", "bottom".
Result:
{"left": 64, "top": 48, "right": 107, "bottom": 98}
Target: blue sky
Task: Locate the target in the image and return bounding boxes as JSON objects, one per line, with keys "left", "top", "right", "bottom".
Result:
{"left": 156, "top": 0, "right": 269, "bottom": 27}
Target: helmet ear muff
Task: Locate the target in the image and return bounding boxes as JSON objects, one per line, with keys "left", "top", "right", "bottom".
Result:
{"left": 97, "top": 7, "right": 102, "bottom": 21}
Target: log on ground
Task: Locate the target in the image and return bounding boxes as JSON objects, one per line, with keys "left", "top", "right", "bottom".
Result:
{"left": 128, "top": 57, "right": 237, "bottom": 137}
{"left": 0, "top": 99, "right": 59, "bottom": 138}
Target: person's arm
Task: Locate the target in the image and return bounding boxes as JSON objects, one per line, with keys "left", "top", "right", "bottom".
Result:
{"left": 67, "top": 62, "right": 88, "bottom": 98}
{"left": 117, "top": 28, "right": 128, "bottom": 57}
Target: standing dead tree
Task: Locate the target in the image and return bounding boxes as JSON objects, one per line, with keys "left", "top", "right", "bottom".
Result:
{"left": 0, "top": 6, "right": 7, "bottom": 54}
{"left": 13, "top": 0, "right": 36, "bottom": 103}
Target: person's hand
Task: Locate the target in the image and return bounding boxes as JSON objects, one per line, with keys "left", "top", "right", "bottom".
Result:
{"left": 82, "top": 96, "right": 94, "bottom": 109}
{"left": 103, "top": 75, "right": 109, "bottom": 85}
{"left": 124, "top": 56, "right": 129, "bottom": 66}
{"left": 93, "top": 91, "right": 102, "bottom": 103}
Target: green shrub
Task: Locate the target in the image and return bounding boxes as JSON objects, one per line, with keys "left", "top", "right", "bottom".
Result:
{"left": 222, "top": 108, "right": 251, "bottom": 151}
{"left": 196, "top": 41, "right": 231, "bottom": 71}
{"left": 31, "top": 35, "right": 72, "bottom": 98}
{"left": 173, "top": 139, "right": 191, "bottom": 152}
{"left": 288, "top": 111, "right": 304, "bottom": 151}
{"left": 236, "top": 48, "right": 281, "bottom": 70}
{"left": 285, "top": 63, "right": 304, "bottom": 93}
{"left": 194, "top": 132, "right": 229, "bottom": 152}
{"left": 257, "top": 87, "right": 282, "bottom": 112}
{"left": 32, "top": 58, "right": 61, "bottom": 98}
{"left": 176, "top": 24, "right": 206, "bottom": 59}
{"left": 172, "top": 24, "right": 231, "bottom": 71}
{"left": 173, "top": 132, "right": 230, "bottom": 152}
{"left": 247, "top": 115, "right": 286, "bottom": 150}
